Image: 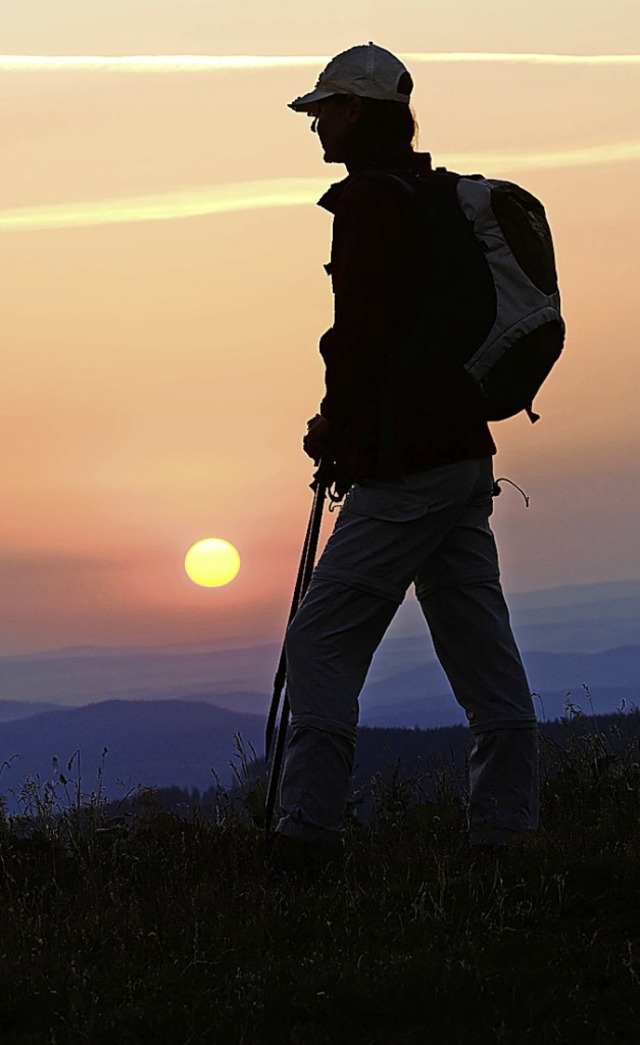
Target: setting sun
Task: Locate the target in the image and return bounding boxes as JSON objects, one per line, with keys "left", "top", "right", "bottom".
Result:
{"left": 184, "top": 538, "right": 241, "bottom": 588}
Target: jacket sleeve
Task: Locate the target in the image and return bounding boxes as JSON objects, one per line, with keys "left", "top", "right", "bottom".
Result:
{"left": 318, "top": 174, "right": 423, "bottom": 435}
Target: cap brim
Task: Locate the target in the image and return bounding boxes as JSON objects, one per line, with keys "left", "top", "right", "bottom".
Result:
{"left": 288, "top": 87, "right": 344, "bottom": 112}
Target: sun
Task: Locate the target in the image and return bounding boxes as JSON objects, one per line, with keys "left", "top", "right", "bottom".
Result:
{"left": 184, "top": 538, "right": 241, "bottom": 588}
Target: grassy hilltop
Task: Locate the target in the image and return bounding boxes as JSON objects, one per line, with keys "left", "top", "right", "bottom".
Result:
{"left": 1, "top": 712, "right": 640, "bottom": 1044}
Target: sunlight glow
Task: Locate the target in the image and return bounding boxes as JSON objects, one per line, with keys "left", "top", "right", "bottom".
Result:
{"left": 1, "top": 53, "right": 639, "bottom": 72}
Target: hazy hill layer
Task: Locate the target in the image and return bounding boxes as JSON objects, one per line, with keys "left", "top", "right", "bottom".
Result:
{"left": 1, "top": 580, "right": 639, "bottom": 713}
{"left": 0, "top": 700, "right": 264, "bottom": 810}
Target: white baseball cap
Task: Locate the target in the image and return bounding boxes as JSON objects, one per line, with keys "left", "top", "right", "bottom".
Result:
{"left": 289, "top": 42, "right": 412, "bottom": 112}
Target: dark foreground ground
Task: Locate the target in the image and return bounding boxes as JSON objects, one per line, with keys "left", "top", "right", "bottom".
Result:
{"left": 1, "top": 718, "right": 640, "bottom": 1044}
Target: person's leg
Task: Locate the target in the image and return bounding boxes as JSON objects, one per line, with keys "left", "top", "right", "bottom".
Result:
{"left": 276, "top": 580, "right": 398, "bottom": 841}
{"left": 414, "top": 461, "right": 539, "bottom": 845}
{"left": 276, "top": 458, "right": 495, "bottom": 842}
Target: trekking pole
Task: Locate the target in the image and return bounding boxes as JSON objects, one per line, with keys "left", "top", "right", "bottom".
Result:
{"left": 264, "top": 460, "right": 331, "bottom": 837}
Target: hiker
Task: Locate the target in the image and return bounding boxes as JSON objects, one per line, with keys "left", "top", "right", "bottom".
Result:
{"left": 273, "top": 43, "right": 540, "bottom": 863}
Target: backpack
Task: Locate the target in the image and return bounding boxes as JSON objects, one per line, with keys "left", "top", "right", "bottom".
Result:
{"left": 373, "top": 168, "right": 565, "bottom": 425}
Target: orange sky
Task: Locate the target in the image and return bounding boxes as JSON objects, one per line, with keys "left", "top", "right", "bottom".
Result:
{"left": 2, "top": 2, "right": 639, "bottom": 653}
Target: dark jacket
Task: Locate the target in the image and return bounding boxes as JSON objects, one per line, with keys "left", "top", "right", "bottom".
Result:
{"left": 317, "top": 150, "right": 496, "bottom": 481}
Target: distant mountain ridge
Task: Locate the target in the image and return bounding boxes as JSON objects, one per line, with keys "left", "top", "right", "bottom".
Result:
{"left": 0, "top": 700, "right": 62, "bottom": 723}
{"left": 360, "top": 645, "right": 640, "bottom": 727}
{"left": 3, "top": 697, "right": 639, "bottom": 819}
{"left": 0, "top": 700, "right": 264, "bottom": 812}
{"left": 0, "top": 643, "right": 279, "bottom": 706}
{"left": 0, "top": 578, "right": 638, "bottom": 740}
{"left": 1, "top": 643, "right": 638, "bottom": 732}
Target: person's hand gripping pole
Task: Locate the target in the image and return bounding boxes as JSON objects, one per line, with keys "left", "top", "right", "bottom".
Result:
{"left": 303, "top": 414, "right": 334, "bottom": 464}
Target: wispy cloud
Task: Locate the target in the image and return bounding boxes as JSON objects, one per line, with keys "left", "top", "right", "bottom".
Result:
{"left": 0, "top": 139, "right": 638, "bottom": 233}
{"left": 0, "top": 180, "right": 329, "bottom": 232}
{"left": 1, "top": 52, "right": 640, "bottom": 72}
{"left": 0, "top": 55, "right": 323, "bottom": 72}
{"left": 448, "top": 140, "right": 640, "bottom": 172}
{"left": 404, "top": 52, "right": 640, "bottom": 67}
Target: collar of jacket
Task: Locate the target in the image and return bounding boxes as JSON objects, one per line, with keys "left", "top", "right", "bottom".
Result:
{"left": 317, "top": 150, "right": 433, "bottom": 214}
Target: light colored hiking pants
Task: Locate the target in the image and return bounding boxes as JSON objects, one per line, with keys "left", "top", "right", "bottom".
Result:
{"left": 276, "top": 457, "right": 539, "bottom": 846}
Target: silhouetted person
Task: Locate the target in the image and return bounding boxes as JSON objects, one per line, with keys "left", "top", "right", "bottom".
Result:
{"left": 273, "top": 44, "right": 539, "bottom": 870}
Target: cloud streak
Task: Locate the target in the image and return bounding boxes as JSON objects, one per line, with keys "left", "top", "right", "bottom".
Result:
{"left": 1, "top": 53, "right": 640, "bottom": 72}
{"left": 0, "top": 180, "right": 329, "bottom": 232}
{"left": 404, "top": 52, "right": 640, "bottom": 67}
{"left": 450, "top": 140, "right": 640, "bottom": 171}
{"left": 0, "top": 140, "right": 638, "bottom": 233}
